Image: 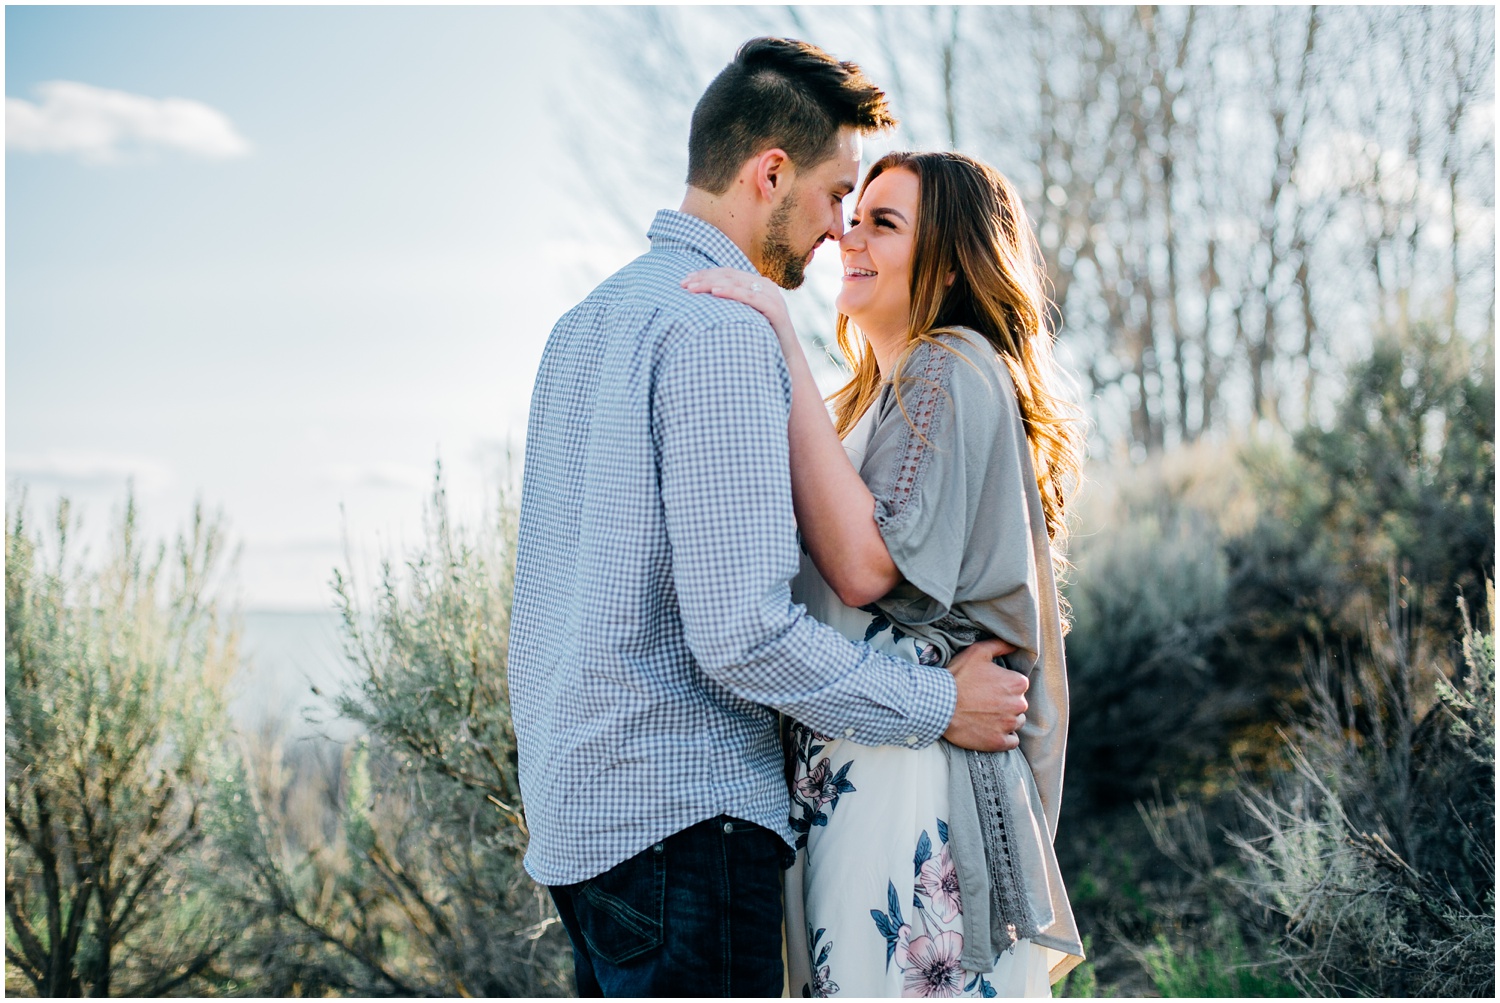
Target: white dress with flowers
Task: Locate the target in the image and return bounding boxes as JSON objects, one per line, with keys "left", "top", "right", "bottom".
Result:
{"left": 782, "top": 406, "right": 1054, "bottom": 999}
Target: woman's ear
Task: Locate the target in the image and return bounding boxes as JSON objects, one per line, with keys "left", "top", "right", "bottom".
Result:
{"left": 945, "top": 270, "right": 957, "bottom": 288}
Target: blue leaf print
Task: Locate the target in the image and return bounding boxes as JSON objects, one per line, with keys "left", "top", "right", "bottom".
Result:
{"left": 810, "top": 927, "right": 831, "bottom": 968}
{"left": 870, "top": 880, "right": 907, "bottom": 970}
{"left": 938, "top": 818, "right": 950, "bottom": 844}
{"left": 805, "top": 926, "right": 841, "bottom": 996}
{"left": 869, "top": 910, "right": 897, "bottom": 968}
{"left": 964, "top": 971, "right": 999, "bottom": 997}
{"left": 914, "top": 829, "right": 932, "bottom": 876}
{"left": 860, "top": 605, "right": 911, "bottom": 643}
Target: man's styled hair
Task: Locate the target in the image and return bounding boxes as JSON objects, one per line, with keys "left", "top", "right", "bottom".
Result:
{"left": 687, "top": 37, "right": 897, "bottom": 195}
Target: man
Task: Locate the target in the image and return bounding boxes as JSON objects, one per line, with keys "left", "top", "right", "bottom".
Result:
{"left": 510, "top": 37, "right": 1030, "bottom": 996}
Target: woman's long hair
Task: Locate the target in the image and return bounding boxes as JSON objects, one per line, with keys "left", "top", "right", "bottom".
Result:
{"left": 830, "top": 151, "right": 1086, "bottom": 565}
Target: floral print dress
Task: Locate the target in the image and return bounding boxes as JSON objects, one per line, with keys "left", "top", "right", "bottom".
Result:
{"left": 783, "top": 406, "right": 1054, "bottom": 999}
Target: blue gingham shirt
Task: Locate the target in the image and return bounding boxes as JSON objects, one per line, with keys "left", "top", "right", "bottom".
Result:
{"left": 509, "top": 210, "right": 957, "bottom": 886}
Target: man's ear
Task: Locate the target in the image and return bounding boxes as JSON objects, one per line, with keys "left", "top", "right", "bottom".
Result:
{"left": 750, "top": 148, "right": 793, "bottom": 203}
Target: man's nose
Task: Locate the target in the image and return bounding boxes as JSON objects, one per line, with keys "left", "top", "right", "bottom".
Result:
{"left": 827, "top": 212, "right": 845, "bottom": 241}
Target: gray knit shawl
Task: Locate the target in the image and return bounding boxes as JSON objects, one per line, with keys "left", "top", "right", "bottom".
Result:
{"left": 861, "top": 330, "right": 1084, "bottom": 972}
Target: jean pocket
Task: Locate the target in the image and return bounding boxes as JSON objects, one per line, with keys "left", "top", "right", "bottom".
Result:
{"left": 575, "top": 844, "right": 666, "bottom": 965}
{"left": 725, "top": 817, "right": 795, "bottom": 871}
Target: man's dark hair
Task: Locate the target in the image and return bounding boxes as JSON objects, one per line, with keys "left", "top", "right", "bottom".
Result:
{"left": 687, "top": 37, "right": 897, "bottom": 195}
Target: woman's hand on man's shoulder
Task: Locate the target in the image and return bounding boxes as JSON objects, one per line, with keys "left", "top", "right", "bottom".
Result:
{"left": 681, "top": 267, "right": 797, "bottom": 348}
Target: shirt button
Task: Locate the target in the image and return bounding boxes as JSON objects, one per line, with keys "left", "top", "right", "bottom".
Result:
{"left": 844, "top": 727, "right": 855, "bottom": 738}
{"left": 906, "top": 735, "right": 919, "bottom": 746}
{"left": 722, "top": 821, "right": 734, "bottom": 834}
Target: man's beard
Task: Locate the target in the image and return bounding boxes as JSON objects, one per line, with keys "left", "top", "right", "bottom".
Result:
{"left": 760, "top": 197, "right": 810, "bottom": 290}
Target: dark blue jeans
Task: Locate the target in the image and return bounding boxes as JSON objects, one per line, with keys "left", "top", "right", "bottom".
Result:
{"left": 549, "top": 815, "right": 789, "bottom": 997}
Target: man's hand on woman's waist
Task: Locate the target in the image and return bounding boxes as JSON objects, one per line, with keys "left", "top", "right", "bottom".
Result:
{"left": 942, "top": 638, "right": 1029, "bottom": 752}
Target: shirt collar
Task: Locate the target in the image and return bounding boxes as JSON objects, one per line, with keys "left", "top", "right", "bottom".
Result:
{"left": 647, "top": 209, "right": 760, "bottom": 275}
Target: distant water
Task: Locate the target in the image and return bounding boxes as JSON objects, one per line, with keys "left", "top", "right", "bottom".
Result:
{"left": 233, "top": 610, "right": 359, "bottom": 739}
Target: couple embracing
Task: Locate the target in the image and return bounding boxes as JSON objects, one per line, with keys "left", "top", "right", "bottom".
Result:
{"left": 510, "top": 36, "right": 1086, "bottom": 998}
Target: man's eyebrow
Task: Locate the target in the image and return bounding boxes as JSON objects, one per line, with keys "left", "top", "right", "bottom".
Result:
{"left": 869, "top": 206, "right": 909, "bottom": 224}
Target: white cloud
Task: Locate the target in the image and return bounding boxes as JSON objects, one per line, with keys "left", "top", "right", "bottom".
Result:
{"left": 327, "top": 463, "right": 432, "bottom": 491}
{"left": 256, "top": 537, "right": 345, "bottom": 555}
{"left": 6, "top": 80, "right": 251, "bottom": 163}
{"left": 6, "top": 451, "right": 174, "bottom": 491}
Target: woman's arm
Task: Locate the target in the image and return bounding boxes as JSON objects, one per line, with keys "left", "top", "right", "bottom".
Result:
{"left": 682, "top": 268, "right": 899, "bottom": 607}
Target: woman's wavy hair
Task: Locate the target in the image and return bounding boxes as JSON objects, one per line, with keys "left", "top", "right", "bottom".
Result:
{"left": 829, "top": 150, "right": 1087, "bottom": 564}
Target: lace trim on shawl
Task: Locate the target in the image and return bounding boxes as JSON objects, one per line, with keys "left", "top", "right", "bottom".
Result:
{"left": 966, "top": 748, "right": 1045, "bottom": 948}
{"left": 875, "top": 342, "right": 955, "bottom": 530}
{"left": 929, "top": 614, "right": 980, "bottom": 647}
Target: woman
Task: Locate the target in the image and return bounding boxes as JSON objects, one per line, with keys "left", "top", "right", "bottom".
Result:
{"left": 683, "top": 151, "right": 1086, "bottom": 997}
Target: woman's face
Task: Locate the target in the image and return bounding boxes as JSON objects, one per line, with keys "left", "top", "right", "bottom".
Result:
{"left": 835, "top": 167, "right": 919, "bottom": 336}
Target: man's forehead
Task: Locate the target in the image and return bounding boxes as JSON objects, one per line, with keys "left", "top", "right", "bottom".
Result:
{"left": 831, "top": 127, "right": 863, "bottom": 190}
{"left": 843, "top": 129, "right": 863, "bottom": 162}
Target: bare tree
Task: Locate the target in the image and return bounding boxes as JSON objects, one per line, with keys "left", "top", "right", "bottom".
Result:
{"left": 561, "top": 5, "right": 1495, "bottom": 457}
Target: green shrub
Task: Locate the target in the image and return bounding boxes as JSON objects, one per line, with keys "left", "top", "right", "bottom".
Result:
{"left": 1058, "top": 325, "right": 1494, "bottom": 995}
{"left": 1228, "top": 587, "right": 1495, "bottom": 996}
{"left": 5, "top": 494, "right": 240, "bottom": 996}
{"left": 1063, "top": 442, "right": 1241, "bottom": 808}
{"left": 209, "top": 469, "right": 571, "bottom": 996}
{"left": 1051, "top": 935, "right": 1098, "bottom": 997}
{"left": 1142, "top": 915, "right": 1299, "bottom": 997}
{"left": 1231, "top": 325, "right": 1494, "bottom": 653}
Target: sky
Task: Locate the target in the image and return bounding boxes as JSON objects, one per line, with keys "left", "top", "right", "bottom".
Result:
{"left": 5, "top": 5, "right": 665, "bottom": 608}
{"left": 6, "top": 5, "right": 881, "bottom": 611}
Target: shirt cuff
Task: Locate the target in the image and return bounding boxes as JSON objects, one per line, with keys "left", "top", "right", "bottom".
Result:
{"left": 901, "top": 661, "right": 958, "bottom": 749}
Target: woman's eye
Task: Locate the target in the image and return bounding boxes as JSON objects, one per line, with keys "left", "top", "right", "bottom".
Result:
{"left": 875, "top": 218, "right": 895, "bottom": 229}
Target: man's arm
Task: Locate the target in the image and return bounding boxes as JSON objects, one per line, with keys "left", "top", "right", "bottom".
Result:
{"left": 652, "top": 311, "right": 1026, "bottom": 751}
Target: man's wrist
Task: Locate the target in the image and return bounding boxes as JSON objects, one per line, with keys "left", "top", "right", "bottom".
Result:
{"left": 908, "top": 661, "right": 959, "bottom": 749}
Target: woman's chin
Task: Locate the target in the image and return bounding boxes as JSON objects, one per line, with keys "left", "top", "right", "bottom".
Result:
{"left": 834, "top": 293, "right": 863, "bottom": 326}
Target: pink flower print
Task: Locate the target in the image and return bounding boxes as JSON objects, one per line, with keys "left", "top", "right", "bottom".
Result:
{"left": 796, "top": 758, "right": 834, "bottom": 806}
{"left": 796, "top": 756, "right": 854, "bottom": 811}
{"left": 901, "top": 931, "right": 965, "bottom": 997}
{"left": 810, "top": 964, "right": 839, "bottom": 997}
{"left": 918, "top": 844, "right": 963, "bottom": 922}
